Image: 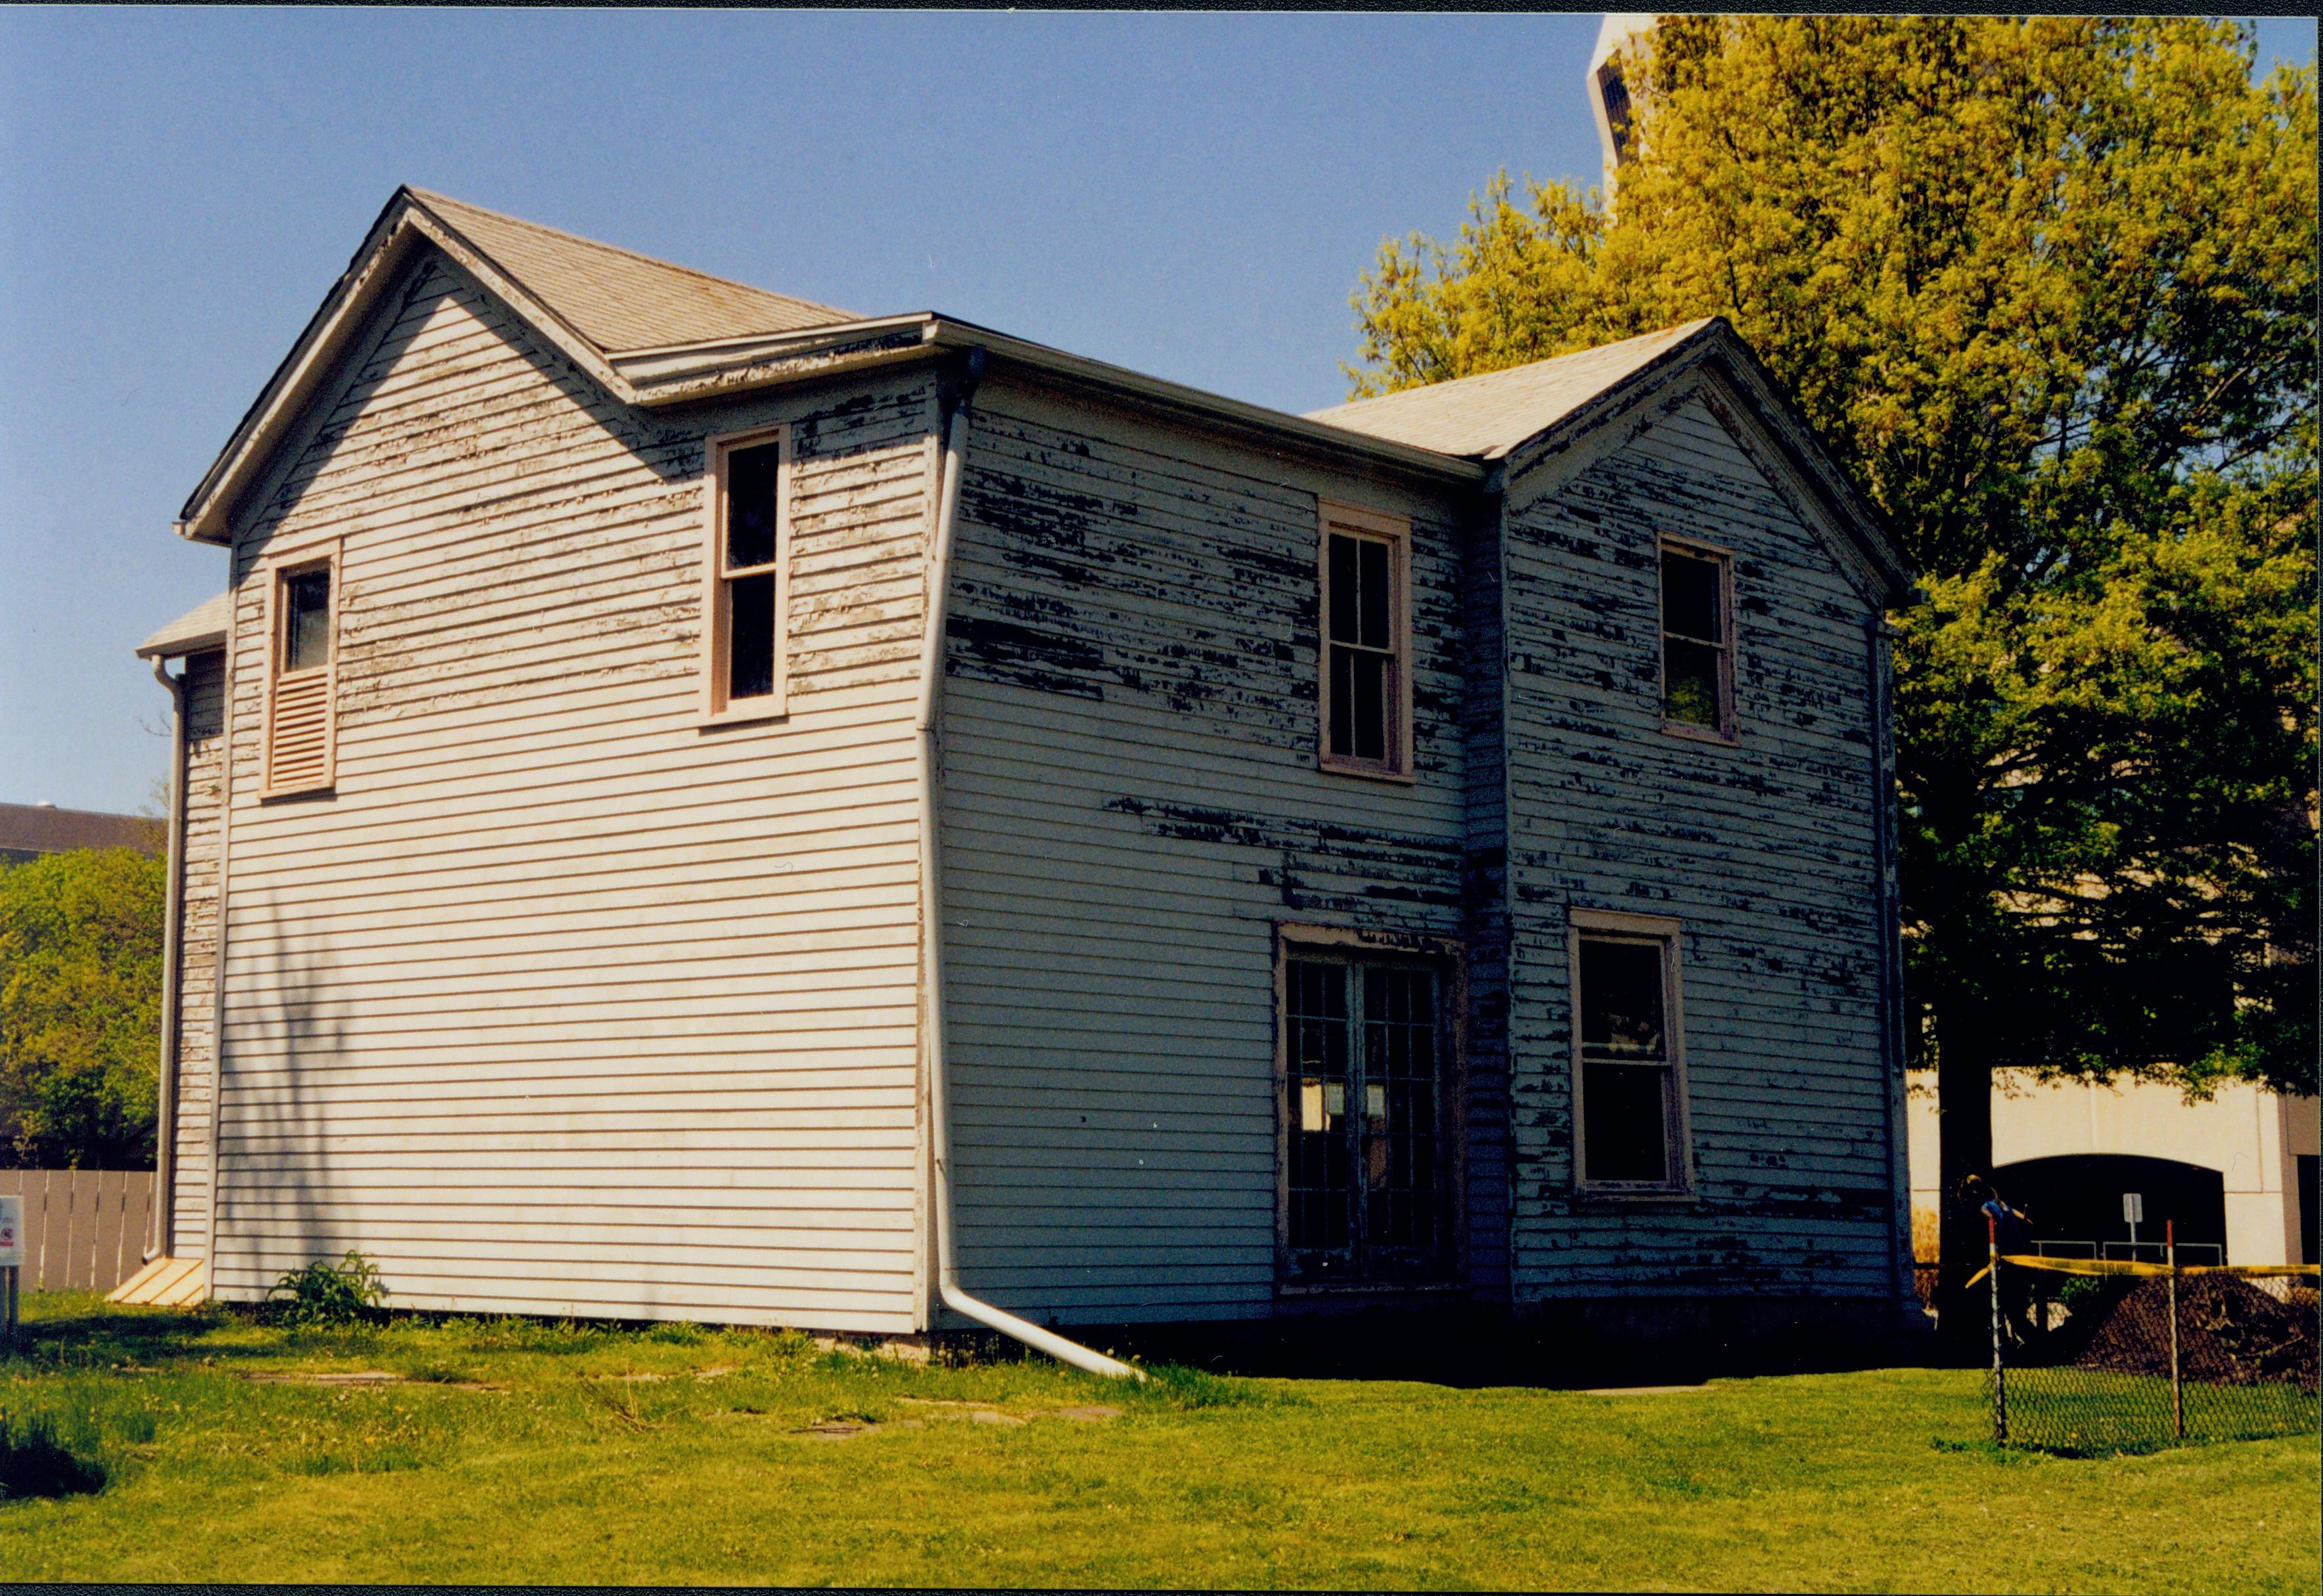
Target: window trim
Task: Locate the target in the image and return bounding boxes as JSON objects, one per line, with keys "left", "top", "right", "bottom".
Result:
{"left": 698, "top": 423, "right": 793, "bottom": 729}
{"left": 1316, "top": 500, "right": 1416, "bottom": 783}
{"left": 1658, "top": 535, "right": 1738, "bottom": 745}
{"left": 1273, "top": 923, "right": 1466, "bottom": 1292}
{"left": 259, "top": 539, "right": 340, "bottom": 801}
{"left": 1567, "top": 907, "right": 1695, "bottom": 1197}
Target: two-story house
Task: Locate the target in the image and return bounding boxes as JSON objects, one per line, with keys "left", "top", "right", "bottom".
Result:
{"left": 119, "top": 188, "right": 1918, "bottom": 1367}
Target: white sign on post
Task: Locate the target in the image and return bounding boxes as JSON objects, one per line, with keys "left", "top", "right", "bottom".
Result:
{"left": 2122, "top": 1192, "right": 2144, "bottom": 1225}
{"left": 0, "top": 1194, "right": 22, "bottom": 1268}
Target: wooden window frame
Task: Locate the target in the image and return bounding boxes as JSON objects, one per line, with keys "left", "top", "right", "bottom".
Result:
{"left": 259, "top": 540, "right": 340, "bottom": 800}
{"left": 1273, "top": 923, "right": 1467, "bottom": 1293}
{"left": 1316, "top": 500, "right": 1416, "bottom": 782}
{"left": 1658, "top": 535, "right": 1738, "bottom": 745}
{"left": 698, "top": 424, "right": 793, "bottom": 728}
{"left": 1567, "top": 908, "right": 1696, "bottom": 1197}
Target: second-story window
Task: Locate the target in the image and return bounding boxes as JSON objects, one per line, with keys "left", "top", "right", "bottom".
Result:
{"left": 1659, "top": 538, "right": 1734, "bottom": 739}
{"left": 1318, "top": 501, "right": 1412, "bottom": 779}
{"left": 702, "top": 426, "right": 790, "bottom": 721}
{"left": 263, "top": 547, "right": 338, "bottom": 797}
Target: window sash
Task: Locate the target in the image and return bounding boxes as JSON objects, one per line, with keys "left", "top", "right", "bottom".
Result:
{"left": 1659, "top": 540, "right": 1734, "bottom": 738}
{"left": 703, "top": 426, "right": 791, "bottom": 719}
{"left": 1571, "top": 920, "right": 1690, "bottom": 1193}
{"left": 1282, "top": 953, "right": 1449, "bottom": 1281}
{"left": 263, "top": 546, "right": 339, "bottom": 797}
{"left": 1317, "top": 503, "right": 1412, "bottom": 777}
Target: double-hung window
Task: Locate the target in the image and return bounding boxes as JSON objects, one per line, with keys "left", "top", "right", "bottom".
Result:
{"left": 1659, "top": 538, "right": 1735, "bottom": 740}
{"left": 1317, "top": 501, "right": 1412, "bottom": 779}
{"left": 1570, "top": 910, "right": 1692, "bottom": 1193}
{"left": 263, "top": 546, "right": 338, "bottom": 796}
{"left": 702, "top": 426, "right": 790, "bottom": 722}
{"left": 1280, "top": 942, "right": 1453, "bottom": 1283}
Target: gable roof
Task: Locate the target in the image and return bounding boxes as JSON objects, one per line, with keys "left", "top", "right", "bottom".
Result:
{"left": 137, "top": 592, "right": 231, "bottom": 659}
{"left": 407, "top": 189, "right": 853, "bottom": 354}
{"left": 1304, "top": 320, "right": 1713, "bottom": 460}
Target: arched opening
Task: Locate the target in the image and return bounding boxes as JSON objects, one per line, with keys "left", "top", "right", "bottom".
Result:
{"left": 1993, "top": 1154, "right": 2228, "bottom": 1262}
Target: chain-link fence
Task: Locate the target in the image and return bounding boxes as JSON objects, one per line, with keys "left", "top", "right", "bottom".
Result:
{"left": 1979, "top": 1224, "right": 2319, "bottom": 1455}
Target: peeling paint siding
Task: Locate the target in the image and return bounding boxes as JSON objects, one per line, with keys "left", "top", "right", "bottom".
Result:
{"left": 168, "top": 650, "right": 228, "bottom": 1258}
{"left": 1460, "top": 513, "right": 1514, "bottom": 1294}
{"left": 936, "top": 380, "right": 1472, "bottom": 1325}
{"left": 1504, "top": 391, "right": 1894, "bottom": 1298}
{"left": 210, "top": 257, "right": 934, "bottom": 1330}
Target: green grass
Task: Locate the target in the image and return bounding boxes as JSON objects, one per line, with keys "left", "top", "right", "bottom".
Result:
{"left": 0, "top": 1291, "right": 2313, "bottom": 1591}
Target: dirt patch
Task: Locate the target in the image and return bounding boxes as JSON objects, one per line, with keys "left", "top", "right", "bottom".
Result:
{"left": 239, "top": 1370, "right": 403, "bottom": 1386}
{"left": 2071, "top": 1276, "right": 2317, "bottom": 1390}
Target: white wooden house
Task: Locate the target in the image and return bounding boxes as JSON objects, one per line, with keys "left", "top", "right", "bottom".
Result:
{"left": 120, "top": 188, "right": 1918, "bottom": 1358}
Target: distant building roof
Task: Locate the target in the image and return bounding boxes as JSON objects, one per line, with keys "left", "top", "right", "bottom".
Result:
{"left": 137, "top": 592, "right": 231, "bottom": 659}
{"left": 0, "top": 803, "right": 165, "bottom": 864}
{"left": 1303, "top": 320, "right": 1715, "bottom": 460}
{"left": 407, "top": 188, "right": 856, "bottom": 355}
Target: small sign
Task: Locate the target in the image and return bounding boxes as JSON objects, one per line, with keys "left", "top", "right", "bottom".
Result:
{"left": 2122, "top": 1192, "right": 2144, "bottom": 1225}
{"left": 0, "top": 1195, "right": 21, "bottom": 1268}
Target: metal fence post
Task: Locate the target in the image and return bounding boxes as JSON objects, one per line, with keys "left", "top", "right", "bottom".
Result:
{"left": 2167, "top": 1219, "right": 2183, "bottom": 1440}
{"left": 1989, "top": 1212, "right": 2006, "bottom": 1444}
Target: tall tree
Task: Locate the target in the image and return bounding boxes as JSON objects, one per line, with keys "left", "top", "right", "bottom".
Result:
{"left": 0, "top": 848, "right": 165, "bottom": 1168}
{"left": 1351, "top": 16, "right": 2317, "bottom": 1343}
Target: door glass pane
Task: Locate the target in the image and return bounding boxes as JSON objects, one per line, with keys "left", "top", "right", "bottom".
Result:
{"left": 1362, "top": 965, "right": 1439, "bottom": 1260}
{"left": 1285, "top": 960, "right": 1351, "bottom": 1266}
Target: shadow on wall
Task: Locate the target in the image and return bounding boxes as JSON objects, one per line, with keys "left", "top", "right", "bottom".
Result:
{"left": 229, "top": 892, "right": 349, "bottom": 1297}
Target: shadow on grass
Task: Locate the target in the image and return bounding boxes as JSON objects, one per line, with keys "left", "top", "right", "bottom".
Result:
{"left": 0, "top": 1412, "right": 109, "bottom": 1501}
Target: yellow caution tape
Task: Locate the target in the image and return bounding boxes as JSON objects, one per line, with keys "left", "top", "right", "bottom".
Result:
{"left": 1964, "top": 1257, "right": 2320, "bottom": 1285}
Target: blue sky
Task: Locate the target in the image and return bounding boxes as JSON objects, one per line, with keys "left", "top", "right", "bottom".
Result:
{"left": 1, "top": 11, "right": 2313, "bottom": 814}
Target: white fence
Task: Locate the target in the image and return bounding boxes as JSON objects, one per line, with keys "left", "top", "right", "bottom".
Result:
{"left": 0, "top": 1170, "right": 155, "bottom": 1292}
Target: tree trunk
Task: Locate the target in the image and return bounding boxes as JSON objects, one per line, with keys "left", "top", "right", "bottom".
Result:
{"left": 1935, "top": 1006, "right": 1995, "bottom": 1362}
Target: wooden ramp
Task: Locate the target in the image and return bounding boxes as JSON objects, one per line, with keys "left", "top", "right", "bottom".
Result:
{"left": 109, "top": 1256, "right": 209, "bottom": 1307}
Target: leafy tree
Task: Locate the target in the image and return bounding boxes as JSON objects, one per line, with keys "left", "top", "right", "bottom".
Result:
{"left": 1350, "top": 17, "right": 2317, "bottom": 1339}
{"left": 0, "top": 848, "right": 165, "bottom": 1168}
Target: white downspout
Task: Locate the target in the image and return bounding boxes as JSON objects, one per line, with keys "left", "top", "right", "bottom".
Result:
{"left": 916, "top": 368, "right": 1143, "bottom": 1382}
{"left": 146, "top": 655, "right": 190, "bottom": 1262}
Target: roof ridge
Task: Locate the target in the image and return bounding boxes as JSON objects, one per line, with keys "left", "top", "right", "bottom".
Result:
{"left": 1311, "top": 319, "right": 1719, "bottom": 420}
{"left": 402, "top": 187, "right": 851, "bottom": 327}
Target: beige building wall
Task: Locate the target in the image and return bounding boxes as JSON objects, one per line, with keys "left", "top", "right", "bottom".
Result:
{"left": 1906, "top": 1070, "right": 2320, "bottom": 1266}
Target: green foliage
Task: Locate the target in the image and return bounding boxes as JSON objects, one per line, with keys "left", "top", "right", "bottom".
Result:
{"left": 0, "top": 1409, "right": 108, "bottom": 1500}
{"left": 1351, "top": 18, "right": 2318, "bottom": 1101}
{"left": 265, "top": 1251, "right": 390, "bottom": 1327}
{"left": 0, "top": 847, "right": 166, "bottom": 1168}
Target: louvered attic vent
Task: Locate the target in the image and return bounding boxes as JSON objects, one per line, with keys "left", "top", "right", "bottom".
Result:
{"left": 265, "top": 555, "right": 337, "bottom": 796}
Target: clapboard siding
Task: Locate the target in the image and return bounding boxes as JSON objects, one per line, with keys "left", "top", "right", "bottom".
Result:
{"left": 168, "top": 650, "right": 228, "bottom": 1258}
{"left": 208, "top": 254, "right": 935, "bottom": 1331}
{"left": 1502, "top": 385, "right": 1894, "bottom": 1299}
{"left": 936, "top": 376, "right": 1472, "bottom": 1325}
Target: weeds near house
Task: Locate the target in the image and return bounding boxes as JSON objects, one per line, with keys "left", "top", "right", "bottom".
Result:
{"left": 263, "top": 1251, "right": 388, "bottom": 1327}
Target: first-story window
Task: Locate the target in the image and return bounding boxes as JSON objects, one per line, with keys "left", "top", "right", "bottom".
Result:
{"left": 263, "top": 546, "right": 338, "bottom": 797}
{"left": 1570, "top": 911, "right": 1691, "bottom": 1192}
{"left": 1281, "top": 946, "right": 1451, "bottom": 1283}
{"left": 1317, "top": 501, "right": 1412, "bottom": 779}
{"left": 1660, "top": 537, "right": 1734, "bottom": 739}
{"left": 702, "top": 425, "right": 790, "bottom": 720}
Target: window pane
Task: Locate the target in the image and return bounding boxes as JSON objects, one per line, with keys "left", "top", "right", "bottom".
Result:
{"left": 1583, "top": 1061, "right": 1670, "bottom": 1183}
{"left": 1358, "top": 537, "right": 1391, "bottom": 650}
{"left": 1579, "top": 937, "right": 1666, "bottom": 1058}
{"left": 726, "top": 442, "right": 782, "bottom": 571}
{"left": 1662, "top": 549, "right": 1722, "bottom": 643}
{"left": 728, "top": 571, "right": 777, "bottom": 700}
{"left": 1363, "top": 966, "right": 1440, "bottom": 1256}
{"left": 1663, "top": 637, "right": 1722, "bottom": 728}
{"left": 1328, "top": 533, "right": 1359, "bottom": 646}
{"left": 1286, "top": 960, "right": 1351, "bottom": 1260}
{"left": 1329, "top": 646, "right": 1356, "bottom": 756}
{"left": 1350, "top": 651, "right": 1387, "bottom": 763}
{"left": 282, "top": 570, "right": 331, "bottom": 672}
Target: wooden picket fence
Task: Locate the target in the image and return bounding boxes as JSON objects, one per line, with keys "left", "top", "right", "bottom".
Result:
{"left": 0, "top": 1170, "right": 156, "bottom": 1293}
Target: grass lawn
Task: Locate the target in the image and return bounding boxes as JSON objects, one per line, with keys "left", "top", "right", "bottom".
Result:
{"left": 0, "top": 1292, "right": 2313, "bottom": 1591}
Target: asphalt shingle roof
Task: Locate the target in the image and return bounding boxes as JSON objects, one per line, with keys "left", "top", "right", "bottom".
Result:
{"left": 137, "top": 592, "right": 232, "bottom": 659}
{"left": 1304, "top": 320, "right": 1716, "bottom": 460}
{"left": 409, "top": 190, "right": 856, "bottom": 355}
